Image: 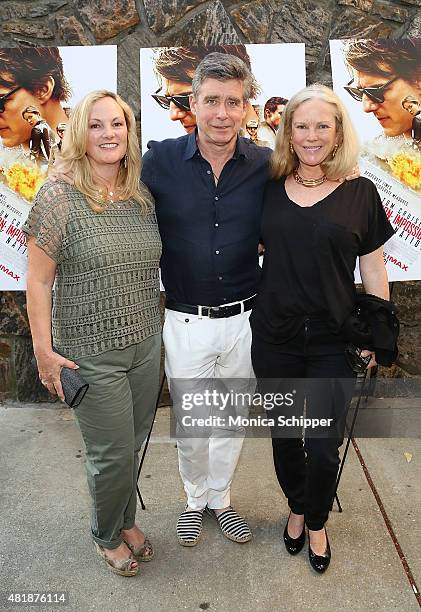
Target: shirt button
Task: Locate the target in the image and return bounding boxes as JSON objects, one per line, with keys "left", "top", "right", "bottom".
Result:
{"left": 215, "top": 196, "right": 219, "bottom": 201}
{"left": 223, "top": 297, "right": 227, "bottom": 302}
{"left": 185, "top": 318, "right": 189, "bottom": 323}
{"left": 215, "top": 250, "right": 220, "bottom": 255}
{"left": 218, "top": 276, "right": 223, "bottom": 280}
{"left": 215, "top": 222, "right": 219, "bottom": 227}
{"left": 207, "top": 170, "right": 211, "bottom": 175}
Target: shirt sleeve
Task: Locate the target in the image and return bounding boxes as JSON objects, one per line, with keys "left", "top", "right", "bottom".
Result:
{"left": 141, "top": 144, "right": 156, "bottom": 195}
{"left": 22, "top": 181, "right": 68, "bottom": 263}
{"left": 358, "top": 180, "right": 395, "bottom": 256}
{"left": 138, "top": 178, "right": 156, "bottom": 220}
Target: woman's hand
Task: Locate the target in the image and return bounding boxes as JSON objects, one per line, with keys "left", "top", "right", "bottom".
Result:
{"left": 361, "top": 349, "right": 377, "bottom": 369}
{"left": 36, "top": 349, "right": 79, "bottom": 402}
{"left": 48, "top": 155, "right": 74, "bottom": 184}
{"left": 338, "top": 165, "right": 360, "bottom": 182}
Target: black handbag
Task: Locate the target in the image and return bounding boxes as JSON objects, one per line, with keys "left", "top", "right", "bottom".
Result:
{"left": 341, "top": 294, "right": 399, "bottom": 367}
{"left": 53, "top": 348, "right": 89, "bottom": 408}
{"left": 59, "top": 365, "right": 89, "bottom": 408}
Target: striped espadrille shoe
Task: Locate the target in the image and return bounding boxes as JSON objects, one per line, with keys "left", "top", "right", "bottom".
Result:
{"left": 206, "top": 507, "right": 252, "bottom": 543}
{"left": 176, "top": 507, "right": 204, "bottom": 547}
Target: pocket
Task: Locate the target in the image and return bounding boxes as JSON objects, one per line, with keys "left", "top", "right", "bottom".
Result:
{"left": 163, "top": 309, "right": 212, "bottom": 357}
{"left": 165, "top": 309, "right": 202, "bottom": 326}
{"left": 163, "top": 310, "right": 193, "bottom": 357}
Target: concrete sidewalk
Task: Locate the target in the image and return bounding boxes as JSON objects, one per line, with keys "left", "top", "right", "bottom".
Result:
{"left": 0, "top": 401, "right": 420, "bottom": 612}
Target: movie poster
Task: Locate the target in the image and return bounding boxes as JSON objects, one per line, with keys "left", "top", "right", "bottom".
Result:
{"left": 330, "top": 38, "right": 421, "bottom": 282}
{"left": 139, "top": 44, "right": 306, "bottom": 152}
{"left": 0, "top": 46, "right": 117, "bottom": 290}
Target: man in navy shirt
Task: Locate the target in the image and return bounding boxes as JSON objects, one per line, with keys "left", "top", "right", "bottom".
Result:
{"left": 142, "top": 53, "right": 271, "bottom": 547}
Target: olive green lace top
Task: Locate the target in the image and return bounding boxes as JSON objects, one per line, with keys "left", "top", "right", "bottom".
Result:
{"left": 23, "top": 180, "right": 162, "bottom": 359}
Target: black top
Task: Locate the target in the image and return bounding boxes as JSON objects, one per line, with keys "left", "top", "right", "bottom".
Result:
{"left": 250, "top": 176, "right": 395, "bottom": 343}
{"left": 141, "top": 130, "right": 271, "bottom": 306}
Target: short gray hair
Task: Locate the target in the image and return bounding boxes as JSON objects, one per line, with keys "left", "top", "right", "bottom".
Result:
{"left": 191, "top": 52, "right": 259, "bottom": 101}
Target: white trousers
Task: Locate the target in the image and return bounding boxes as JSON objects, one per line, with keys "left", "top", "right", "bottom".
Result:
{"left": 163, "top": 307, "right": 254, "bottom": 510}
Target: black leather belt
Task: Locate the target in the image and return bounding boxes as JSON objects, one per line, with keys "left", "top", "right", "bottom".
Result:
{"left": 166, "top": 297, "right": 255, "bottom": 319}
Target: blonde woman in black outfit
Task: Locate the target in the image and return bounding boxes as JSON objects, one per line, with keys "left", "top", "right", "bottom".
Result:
{"left": 250, "top": 84, "right": 394, "bottom": 573}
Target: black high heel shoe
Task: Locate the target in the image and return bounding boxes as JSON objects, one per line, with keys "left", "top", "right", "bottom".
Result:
{"left": 283, "top": 512, "right": 305, "bottom": 555}
{"left": 308, "top": 528, "right": 331, "bottom": 573}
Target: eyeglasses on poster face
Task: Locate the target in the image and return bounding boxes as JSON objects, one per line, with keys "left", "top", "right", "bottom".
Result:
{"left": 0, "top": 87, "right": 21, "bottom": 113}
{"left": 344, "top": 76, "right": 399, "bottom": 103}
{"left": 151, "top": 89, "right": 191, "bottom": 111}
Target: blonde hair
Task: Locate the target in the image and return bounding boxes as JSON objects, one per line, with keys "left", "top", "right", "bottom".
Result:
{"left": 57, "top": 90, "right": 149, "bottom": 213}
{"left": 271, "top": 84, "right": 359, "bottom": 181}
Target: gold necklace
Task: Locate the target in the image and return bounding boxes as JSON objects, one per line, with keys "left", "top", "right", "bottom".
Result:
{"left": 94, "top": 186, "right": 124, "bottom": 207}
{"left": 293, "top": 168, "right": 327, "bottom": 188}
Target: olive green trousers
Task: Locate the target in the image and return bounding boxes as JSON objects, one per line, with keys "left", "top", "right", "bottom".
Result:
{"left": 73, "top": 333, "right": 161, "bottom": 549}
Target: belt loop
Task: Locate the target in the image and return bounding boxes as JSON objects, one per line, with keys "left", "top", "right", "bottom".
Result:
{"left": 198, "top": 305, "right": 203, "bottom": 319}
{"left": 240, "top": 299, "right": 245, "bottom": 314}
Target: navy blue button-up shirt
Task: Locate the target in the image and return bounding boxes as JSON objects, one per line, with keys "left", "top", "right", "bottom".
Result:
{"left": 141, "top": 130, "right": 271, "bottom": 306}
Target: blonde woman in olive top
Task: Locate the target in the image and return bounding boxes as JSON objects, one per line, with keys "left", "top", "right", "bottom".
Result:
{"left": 24, "top": 91, "right": 162, "bottom": 577}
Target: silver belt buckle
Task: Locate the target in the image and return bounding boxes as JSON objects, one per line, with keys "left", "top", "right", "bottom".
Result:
{"left": 208, "top": 306, "right": 220, "bottom": 319}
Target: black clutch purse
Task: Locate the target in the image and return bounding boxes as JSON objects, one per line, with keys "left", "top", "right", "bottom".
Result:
{"left": 60, "top": 365, "right": 89, "bottom": 408}
{"left": 53, "top": 348, "right": 89, "bottom": 408}
{"left": 344, "top": 344, "right": 372, "bottom": 374}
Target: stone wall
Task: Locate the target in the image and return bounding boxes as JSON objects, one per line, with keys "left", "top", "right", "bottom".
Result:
{"left": 0, "top": 0, "right": 420, "bottom": 400}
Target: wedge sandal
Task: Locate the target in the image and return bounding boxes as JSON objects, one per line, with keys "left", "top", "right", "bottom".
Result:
{"left": 94, "top": 542, "right": 138, "bottom": 577}
{"left": 125, "top": 537, "right": 154, "bottom": 562}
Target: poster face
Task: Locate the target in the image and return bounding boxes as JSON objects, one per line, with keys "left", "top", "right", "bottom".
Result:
{"left": 0, "top": 46, "right": 117, "bottom": 290}
{"left": 140, "top": 44, "right": 306, "bottom": 152}
{"left": 330, "top": 39, "right": 421, "bottom": 281}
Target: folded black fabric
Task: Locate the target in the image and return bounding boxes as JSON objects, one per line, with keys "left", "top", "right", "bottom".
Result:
{"left": 341, "top": 294, "right": 399, "bottom": 367}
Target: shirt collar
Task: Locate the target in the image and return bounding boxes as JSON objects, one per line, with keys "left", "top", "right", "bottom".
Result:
{"left": 183, "top": 128, "right": 249, "bottom": 161}
{"left": 183, "top": 129, "right": 199, "bottom": 160}
{"left": 234, "top": 136, "right": 249, "bottom": 159}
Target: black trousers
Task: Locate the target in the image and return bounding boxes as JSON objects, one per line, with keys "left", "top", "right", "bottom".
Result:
{"left": 251, "top": 323, "right": 356, "bottom": 530}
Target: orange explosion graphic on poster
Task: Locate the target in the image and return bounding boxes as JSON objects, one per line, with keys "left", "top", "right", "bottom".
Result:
{"left": 1, "top": 162, "right": 45, "bottom": 202}
{"left": 388, "top": 152, "right": 421, "bottom": 191}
